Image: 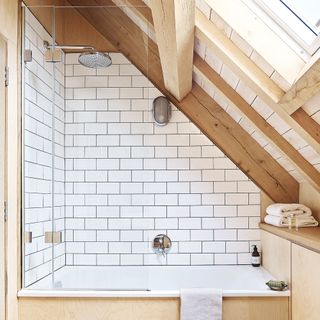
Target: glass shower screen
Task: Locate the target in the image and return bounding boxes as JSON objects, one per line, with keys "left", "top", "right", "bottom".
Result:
{"left": 22, "top": 2, "right": 152, "bottom": 291}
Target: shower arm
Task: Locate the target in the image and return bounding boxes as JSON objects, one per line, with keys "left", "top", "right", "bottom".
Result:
{"left": 43, "top": 40, "right": 95, "bottom": 51}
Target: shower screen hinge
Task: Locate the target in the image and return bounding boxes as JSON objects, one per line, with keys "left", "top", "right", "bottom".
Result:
{"left": 4, "top": 66, "right": 9, "bottom": 87}
{"left": 24, "top": 49, "right": 33, "bottom": 63}
{"left": 45, "top": 231, "right": 62, "bottom": 244}
{"left": 3, "top": 201, "right": 7, "bottom": 222}
{"left": 24, "top": 231, "right": 33, "bottom": 243}
{"left": 45, "top": 49, "right": 62, "bottom": 63}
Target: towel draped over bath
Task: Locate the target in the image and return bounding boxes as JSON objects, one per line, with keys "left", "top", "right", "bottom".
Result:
{"left": 180, "top": 288, "right": 222, "bottom": 320}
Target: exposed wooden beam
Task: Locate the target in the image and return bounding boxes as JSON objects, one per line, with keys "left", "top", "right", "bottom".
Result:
{"left": 194, "top": 9, "right": 320, "bottom": 155}
{"left": 203, "top": 0, "right": 305, "bottom": 84}
{"left": 149, "top": 0, "right": 195, "bottom": 101}
{"left": 280, "top": 57, "right": 320, "bottom": 115}
{"left": 291, "top": 109, "right": 320, "bottom": 145}
{"left": 194, "top": 54, "right": 320, "bottom": 192}
{"left": 74, "top": 2, "right": 299, "bottom": 203}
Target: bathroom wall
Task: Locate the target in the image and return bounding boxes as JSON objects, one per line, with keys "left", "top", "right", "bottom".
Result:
{"left": 24, "top": 9, "right": 65, "bottom": 286}
{"left": 64, "top": 53, "right": 261, "bottom": 266}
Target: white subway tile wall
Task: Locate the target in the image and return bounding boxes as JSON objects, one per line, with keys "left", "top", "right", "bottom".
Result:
{"left": 24, "top": 12, "right": 262, "bottom": 285}
{"left": 64, "top": 52, "right": 261, "bottom": 267}
{"left": 24, "top": 9, "right": 65, "bottom": 287}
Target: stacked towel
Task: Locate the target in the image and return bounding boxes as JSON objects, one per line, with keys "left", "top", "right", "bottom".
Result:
{"left": 264, "top": 214, "right": 318, "bottom": 227}
{"left": 264, "top": 203, "right": 318, "bottom": 228}
{"left": 180, "top": 288, "right": 222, "bottom": 320}
{"left": 266, "top": 203, "right": 312, "bottom": 217}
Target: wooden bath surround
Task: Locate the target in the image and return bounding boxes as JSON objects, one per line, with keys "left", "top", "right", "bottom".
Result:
{"left": 19, "top": 296, "right": 289, "bottom": 320}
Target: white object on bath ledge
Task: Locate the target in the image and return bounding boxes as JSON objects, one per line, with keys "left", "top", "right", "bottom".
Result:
{"left": 18, "top": 265, "right": 290, "bottom": 298}
{"left": 180, "top": 288, "right": 222, "bottom": 320}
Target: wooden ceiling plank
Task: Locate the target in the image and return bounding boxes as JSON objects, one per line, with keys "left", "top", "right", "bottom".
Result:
{"left": 194, "top": 54, "right": 320, "bottom": 192}
{"left": 76, "top": 2, "right": 299, "bottom": 203}
{"left": 149, "top": 0, "right": 195, "bottom": 101}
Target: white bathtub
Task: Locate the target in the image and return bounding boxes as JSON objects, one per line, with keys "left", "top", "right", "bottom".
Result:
{"left": 18, "top": 265, "right": 289, "bottom": 298}
{"left": 18, "top": 266, "right": 290, "bottom": 297}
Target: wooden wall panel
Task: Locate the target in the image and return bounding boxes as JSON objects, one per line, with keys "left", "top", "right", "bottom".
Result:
{"left": 258, "top": 230, "right": 292, "bottom": 320}
{"left": 223, "top": 297, "right": 289, "bottom": 320}
{"left": 260, "top": 192, "right": 274, "bottom": 222}
{"left": 261, "top": 230, "right": 291, "bottom": 285}
{"left": 299, "top": 182, "right": 320, "bottom": 222}
{"left": 0, "top": 0, "right": 21, "bottom": 320}
{"left": 0, "top": 33, "right": 7, "bottom": 320}
{"left": 292, "top": 244, "right": 320, "bottom": 320}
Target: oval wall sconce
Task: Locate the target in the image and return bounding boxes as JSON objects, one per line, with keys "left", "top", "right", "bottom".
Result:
{"left": 152, "top": 96, "right": 172, "bottom": 126}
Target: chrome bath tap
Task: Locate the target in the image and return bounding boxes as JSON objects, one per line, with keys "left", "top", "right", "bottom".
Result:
{"left": 152, "top": 234, "right": 172, "bottom": 256}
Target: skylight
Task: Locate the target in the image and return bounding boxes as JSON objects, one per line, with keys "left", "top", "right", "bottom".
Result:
{"left": 254, "top": 0, "right": 320, "bottom": 55}
{"left": 282, "top": 0, "right": 320, "bottom": 33}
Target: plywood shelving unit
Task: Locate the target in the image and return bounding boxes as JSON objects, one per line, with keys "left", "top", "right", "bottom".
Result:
{"left": 260, "top": 223, "right": 320, "bottom": 253}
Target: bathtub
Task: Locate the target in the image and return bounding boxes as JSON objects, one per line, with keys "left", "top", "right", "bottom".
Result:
{"left": 18, "top": 265, "right": 289, "bottom": 297}
{"left": 18, "top": 266, "right": 290, "bottom": 320}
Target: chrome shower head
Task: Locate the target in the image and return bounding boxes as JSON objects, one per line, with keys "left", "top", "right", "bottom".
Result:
{"left": 78, "top": 51, "right": 112, "bottom": 68}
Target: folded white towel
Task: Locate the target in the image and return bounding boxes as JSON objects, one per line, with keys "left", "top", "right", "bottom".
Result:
{"left": 264, "top": 214, "right": 319, "bottom": 227}
{"left": 266, "top": 203, "right": 312, "bottom": 217}
{"left": 180, "top": 288, "right": 222, "bottom": 320}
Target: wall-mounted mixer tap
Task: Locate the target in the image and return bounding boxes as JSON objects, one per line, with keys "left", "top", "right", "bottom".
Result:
{"left": 152, "top": 234, "right": 172, "bottom": 256}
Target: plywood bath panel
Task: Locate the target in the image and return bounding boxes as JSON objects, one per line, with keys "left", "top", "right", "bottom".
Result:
{"left": 223, "top": 297, "right": 289, "bottom": 320}
{"left": 19, "top": 296, "right": 289, "bottom": 320}
{"left": 19, "top": 298, "right": 179, "bottom": 320}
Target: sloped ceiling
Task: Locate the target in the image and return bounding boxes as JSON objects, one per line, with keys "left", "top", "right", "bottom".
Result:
{"left": 113, "top": 0, "right": 320, "bottom": 187}
{"left": 65, "top": 0, "right": 299, "bottom": 202}
{"left": 24, "top": 0, "right": 320, "bottom": 203}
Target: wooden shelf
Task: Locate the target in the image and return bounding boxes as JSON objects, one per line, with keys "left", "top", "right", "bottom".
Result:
{"left": 260, "top": 223, "right": 320, "bottom": 253}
